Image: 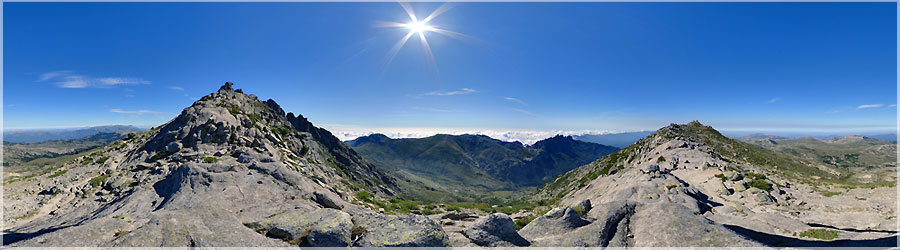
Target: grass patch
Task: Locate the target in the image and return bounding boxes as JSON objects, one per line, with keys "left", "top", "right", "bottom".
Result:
{"left": 355, "top": 191, "right": 375, "bottom": 203}
{"left": 217, "top": 103, "right": 242, "bottom": 115}
{"left": 203, "top": 156, "right": 219, "bottom": 163}
{"left": 572, "top": 206, "right": 586, "bottom": 216}
{"left": 514, "top": 216, "right": 536, "bottom": 230}
{"left": 747, "top": 179, "right": 773, "bottom": 192}
{"left": 247, "top": 113, "right": 262, "bottom": 125}
{"left": 744, "top": 172, "right": 773, "bottom": 192}
{"left": 819, "top": 190, "right": 843, "bottom": 197}
{"left": 150, "top": 151, "right": 173, "bottom": 162}
{"left": 89, "top": 174, "right": 110, "bottom": 188}
{"left": 95, "top": 156, "right": 110, "bottom": 164}
{"left": 351, "top": 225, "right": 367, "bottom": 240}
{"left": 48, "top": 169, "right": 68, "bottom": 178}
{"left": 798, "top": 229, "right": 839, "bottom": 240}
{"left": 14, "top": 210, "right": 38, "bottom": 220}
{"left": 714, "top": 173, "right": 727, "bottom": 182}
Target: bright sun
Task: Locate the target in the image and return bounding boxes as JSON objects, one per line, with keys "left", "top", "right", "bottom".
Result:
{"left": 404, "top": 21, "right": 432, "bottom": 34}
{"left": 379, "top": 3, "right": 466, "bottom": 70}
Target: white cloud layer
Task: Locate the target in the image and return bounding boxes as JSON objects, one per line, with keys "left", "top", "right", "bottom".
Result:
{"left": 321, "top": 124, "right": 640, "bottom": 145}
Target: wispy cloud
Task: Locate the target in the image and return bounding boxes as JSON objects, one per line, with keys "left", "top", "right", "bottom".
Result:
{"left": 512, "top": 108, "right": 535, "bottom": 116}
{"left": 109, "top": 109, "right": 162, "bottom": 115}
{"left": 857, "top": 104, "right": 884, "bottom": 109}
{"left": 422, "top": 88, "right": 477, "bottom": 96}
{"left": 889, "top": 104, "right": 897, "bottom": 108}
{"left": 503, "top": 97, "right": 528, "bottom": 106}
{"left": 38, "top": 70, "right": 73, "bottom": 81}
{"left": 37, "top": 71, "right": 150, "bottom": 88}
{"left": 767, "top": 98, "right": 781, "bottom": 104}
{"left": 412, "top": 106, "right": 459, "bottom": 113}
{"left": 169, "top": 86, "right": 185, "bottom": 91}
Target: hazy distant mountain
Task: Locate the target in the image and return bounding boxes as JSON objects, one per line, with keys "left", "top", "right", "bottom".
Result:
{"left": 3, "top": 125, "right": 144, "bottom": 143}
{"left": 739, "top": 133, "right": 788, "bottom": 140}
{"left": 346, "top": 134, "right": 618, "bottom": 198}
{"left": 572, "top": 131, "right": 653, "bottom": 148}
{"left": 866, "top": 133, "right": 897, "bottom": 142}
{"left": 2, "top": 132, "right": 129, "bottom": 167}
{"left": 741, "top": 135, "right": 896, "bottom": 170}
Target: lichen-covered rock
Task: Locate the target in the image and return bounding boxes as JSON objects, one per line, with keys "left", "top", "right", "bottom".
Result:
{"left": 256, "top": 208, "right": 352, "bottom": 247}
{"left": 462, "top": 213, "right": 529, "bottom": 246}
{"left": 313, "top": 191, "right": 344, "bottom": 209}
{"left": 573, "top": 199, "right": 592, "bottom": 213}
{"left": 351, "top": 212, "right": 449, "bottom": 247}
{"left": 519, "top": 207, "right": 590, "bottom": 240}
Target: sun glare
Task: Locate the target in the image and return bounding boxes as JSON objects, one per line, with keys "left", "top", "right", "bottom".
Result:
{"left": 380, "top": 3, "right": 467, "bottom": 71}
{"left": 405, "top": 21, "right": 432, "bottom": 34}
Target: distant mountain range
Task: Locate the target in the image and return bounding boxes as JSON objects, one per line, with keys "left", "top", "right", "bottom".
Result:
{"left": 3, "top": 125, "right": 144, "bottom": 143}
{"left": 865, "top": 133, "right": 897, "bottom": 142}
{"left": 730, "top": 132, "right": 897, "bottom": 142}
{"left": 346, "top": 134, "right": 619, "bottom": 200}
{"left": 2, "top": 132, "right": 130, "bottom": 167}
{"left": 571, "top": 131, "right": 653, "bottom": 148}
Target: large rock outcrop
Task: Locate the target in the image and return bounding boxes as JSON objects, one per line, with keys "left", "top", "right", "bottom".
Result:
{"left": 462, "top": 213, "right": 530, "bottom": 247}
{"left": 0, "top": 82, "right": 422, "bottom": 247}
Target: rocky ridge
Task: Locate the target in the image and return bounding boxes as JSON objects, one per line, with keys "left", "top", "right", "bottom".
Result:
{"left": 2, "top": 82, "right": 447, "bottom": 247}
{"left": 528, "top": 121, "right": 896, "bottom": 247}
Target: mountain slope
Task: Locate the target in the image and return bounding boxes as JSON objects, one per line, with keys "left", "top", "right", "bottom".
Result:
{"left": 528, "top": 121, "right": 896, "bottom": 247}
{"left": 346, "top": 134, "right": 618, "bottom": 200}
{"left": 741, "top": 135, "right": 896, "bottom": 186}
{"left": 3, "top": 125, "right": 144, "bottom": 143}
{"left": 2, "top": 83, "right": 454, "bottom": 247}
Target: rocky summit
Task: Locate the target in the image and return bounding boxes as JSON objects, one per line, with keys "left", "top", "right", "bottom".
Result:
{"left": 530, "top": 121, "right": 896, "bottom": 247}
{"left": 2, "top": 82, "right": 445, "bottom": 247}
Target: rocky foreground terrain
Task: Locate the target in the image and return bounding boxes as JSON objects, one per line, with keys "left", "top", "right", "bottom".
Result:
{"left": 2, "top": 83, "right": 897, "bottom": 247}
{"left": 530, "top": 122, "right": 897, "bottom": 247}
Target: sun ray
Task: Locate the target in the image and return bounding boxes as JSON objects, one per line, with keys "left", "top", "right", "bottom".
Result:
{"left": 429, "top": 28, "right": 471, "bottom": 41}
{"left": 374, "top": 21, "right": 409, "bottom": 28}
{"left": 418, "top": 31, "right": 438, "bottom": 73}
{"left": 379, "top": 2, "right": 470, "bottom": 73}
{"left": 384, "top": 30, "right": 416, "bottom": 66}
{"left": 421, "top": 3, "right": 454, "bottom": 24}
{"left": 399, "top": 2, "right": 418, "bottom": 23}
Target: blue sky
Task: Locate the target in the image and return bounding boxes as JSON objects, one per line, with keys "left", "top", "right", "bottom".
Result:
{"left": 3, "top": 2, "right": 897, "bottom": 138}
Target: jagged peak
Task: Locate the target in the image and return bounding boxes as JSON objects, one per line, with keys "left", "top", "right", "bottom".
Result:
{"left": 531, "top": 134, "right": 575, "bottom": 147}
{"left": 218, "top": 81, "right": 234, "bottom": 92}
